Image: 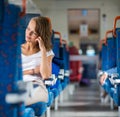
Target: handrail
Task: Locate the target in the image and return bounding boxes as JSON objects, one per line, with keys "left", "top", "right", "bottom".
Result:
{"left": 113, "top": 16, "right": 120, "bottom": 37}
{"left": 98, "top": 39, "right": 106, "bottom": 51}
{"left": 19, "top": 0, "right": 26, "bottom": 17}
{"left": 100, "top": 39, "right": 106, "bottom": 46}
{"left": 104, "top": 29, "right": 113, "bottom": 45}
{"left": 54, "top": 31, "right": 62, "bottom": 45}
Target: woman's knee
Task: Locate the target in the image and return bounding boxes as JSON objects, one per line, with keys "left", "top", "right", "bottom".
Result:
{"left": 99, "top": 73, "right": 108, "bottom": 85}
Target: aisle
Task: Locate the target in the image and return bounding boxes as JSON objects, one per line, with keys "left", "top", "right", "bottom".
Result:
{"left": 51, "top": 80, "right": 118, "bottom": 117}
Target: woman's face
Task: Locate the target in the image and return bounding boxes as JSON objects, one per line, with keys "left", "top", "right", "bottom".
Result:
{"left": 25, "top": 19, "right": 38, "bottom": 42}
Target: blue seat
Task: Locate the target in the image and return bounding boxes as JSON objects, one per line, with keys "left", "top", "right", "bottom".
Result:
{"left": 27, "top": 102, "right": 47, "bottom": 117}
{"left": 100, "top": 29, "right": 116, "bottom": 96}
{"left": 113, "top": 29, "right": 120, "bottom": 106}
{"left": 52, "top": 31, "right": 70, "bottom": 89}
{"left": 61, "top": 41, "right": 70, "bottom": 89}
{"left": 51, "top": 62, "right": 62, "bottom": 98}
{"left": 0, "top": 2, "right": 34, "bottom": 117}
{"left": 24, "top": 108, "right": 35, "bottom": 117}
{"left": 101, "top": 30, "right": 116, "bottom": 71}
{"left": 110, "top": 16, "right": 120, "bottom": 107}
{"left": 50, "top": 31, "right": 70, "bottom": 110}
{"left": 100, "top": 16, "right": 120, "bottom": 114}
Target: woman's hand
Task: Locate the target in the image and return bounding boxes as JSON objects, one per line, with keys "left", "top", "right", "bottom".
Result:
{"left": 23, "top": 66, "right": 40, "bottom": 76}
{"left": 36, "top": 36, "right": 46, "bottom": 51}
{"left": 34, "top": 66, "right": 40, "bottom": 75}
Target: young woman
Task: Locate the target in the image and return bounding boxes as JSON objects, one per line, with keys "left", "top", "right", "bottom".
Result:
{"left": 21, "top": 16, "right": 54, "bottom": 106}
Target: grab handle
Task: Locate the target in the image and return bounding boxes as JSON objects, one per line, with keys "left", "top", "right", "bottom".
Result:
{"left": 54, "top": 31, "right": 62, "bottom": 45}
{"left": 100, "top": 39, "right": 106, "bottom": 46}
{"left": 104, "top": 29, "right": 113, "bottom": 45}
{"left": 19, "top": 0, "right": 26, "bottom": 17}
{"left": 113, "top": 16, "right": 120, "bottom": 37}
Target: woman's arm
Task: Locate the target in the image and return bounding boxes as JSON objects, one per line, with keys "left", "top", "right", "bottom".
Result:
{"left": 23, "top": 69, "right": 34, "bottom": 75}
{"left": 23, "top": 66, "right": 40, "bottom": 75}
{"left": 40, "top": 50, "right": 54, "bottom": 79}
{"left": 23, "top": 54, "right": 53, "bottom": 79}
{"left": 36, "top": 37, "right": 54, "bottom": 79}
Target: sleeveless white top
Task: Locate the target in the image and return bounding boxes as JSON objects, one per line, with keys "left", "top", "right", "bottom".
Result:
{"left": 22, "top": 50, "right": 54, "bottom": 82}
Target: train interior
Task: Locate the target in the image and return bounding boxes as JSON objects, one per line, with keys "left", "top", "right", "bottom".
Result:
{"left": 0, "top": 0, "right": 120, "bottom": 117}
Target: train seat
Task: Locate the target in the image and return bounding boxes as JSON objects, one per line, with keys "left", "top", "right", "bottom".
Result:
{"left": 0, "top": 2, "right": 35, "bottom": 117}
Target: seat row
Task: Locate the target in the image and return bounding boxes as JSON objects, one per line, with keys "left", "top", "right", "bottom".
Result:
{"left": 0, "top": 1, "right": 70, "bottom": 117}
{"left": 98, "top": 15, "right": 120, "bottom": 116}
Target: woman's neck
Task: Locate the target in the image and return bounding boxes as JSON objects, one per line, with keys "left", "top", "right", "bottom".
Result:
{"left": 26, "top": 42, "right": 39, "bottom": 50}
{"left": 22, "top": 42, "right": 40, "bottom": 55}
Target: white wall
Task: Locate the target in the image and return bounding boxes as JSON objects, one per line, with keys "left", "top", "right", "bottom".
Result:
{"left": 34, "top": 0, "right": 120, "bottom": 42}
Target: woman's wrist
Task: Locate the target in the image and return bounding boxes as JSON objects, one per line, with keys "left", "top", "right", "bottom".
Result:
{"left": 40, "top": 47, "right": 47, "bottom": 53}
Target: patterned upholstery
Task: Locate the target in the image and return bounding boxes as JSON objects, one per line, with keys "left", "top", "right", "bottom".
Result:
{"left": 0, "top": 3, "right": 34, "bottom": 117}
{"left": 0, "top": 3, "right": 22, "bottom": 117}
{"left": 24, "top": 108, "right": 35, "bottom": 117}
{"left": 52, "top": 38, "right": 60, "bottom": 58}
{"left": 114, "top": 30, "right": 120, "bottom": 105}
{"left": 116, "top": 29, "right": 120, "bottom": 74}
{"left": 101, "top": 37, "right": 116, "bottom": 71}
{"left": 60, "top": 44, "right": 70, "bottom": 90}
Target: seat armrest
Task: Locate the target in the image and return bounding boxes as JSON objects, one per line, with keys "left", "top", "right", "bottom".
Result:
{"left": 64, "top": 70, "right": 70, "bottom": 77}
{"left": 6, "top": 90, "right": 26, "bottom": 104}
{"left": 6, "top": 81, "right": 33, "bottom": 104}
{"left": 58, "top": 69, "right": 64, "bottom": 80}
{"left": 44, "top": 74, "right": 57, "bottom": 86}
{"left": 58, "top": 74, "right": 64, "bottom": 80}
{"left": 108, "top": 73, "right": 119, "bottom": 85}
{"left": 6, "top": 81, "right": 27, "bottom": 104}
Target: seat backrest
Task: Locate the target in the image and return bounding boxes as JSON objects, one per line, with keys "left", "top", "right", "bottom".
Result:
{"left": 60, "top": 43, "right": 70, "bottom": 71}
{"left": 0, "top": 3, "right": 24, "bottom": 117}
{"left": 101, "top": 30, "right": 116, "bottom": 71}
{"left": 116, "top": 30, "right": 120, "bottom": 75}
{"left": 0, "top": 0, "right": 4, "bottom": 23}
{"left": 0, "top": 0, "right": 4, "bottom": 40}
{"left": 52, "top": 37, "right": 60, "bottom": 58}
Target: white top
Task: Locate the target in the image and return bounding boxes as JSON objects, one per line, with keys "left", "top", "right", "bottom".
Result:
{"left": 22, "top": 50, "right": 54, "bottom": 82}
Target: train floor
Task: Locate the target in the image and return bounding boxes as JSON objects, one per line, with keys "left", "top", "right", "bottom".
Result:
{"left": 51, "top": 79, "right": 118, "bottom": 117}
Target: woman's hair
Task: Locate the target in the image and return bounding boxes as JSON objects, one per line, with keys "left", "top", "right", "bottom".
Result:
{"left": 33, "top": 16, "right": 52, "bottom": 51}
